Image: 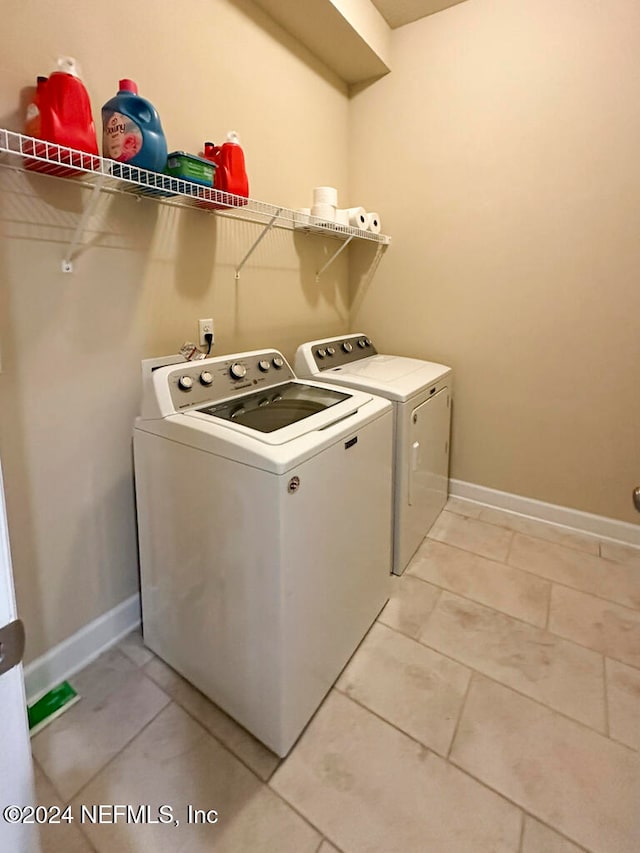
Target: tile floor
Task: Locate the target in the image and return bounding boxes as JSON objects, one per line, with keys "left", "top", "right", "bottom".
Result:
{"left": 31, "top": 499, "right": 640, "bottom": 852}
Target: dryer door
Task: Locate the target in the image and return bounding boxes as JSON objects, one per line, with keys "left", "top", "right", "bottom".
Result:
{"left": 409, "top": 388, "right": 450, "bottom": 516}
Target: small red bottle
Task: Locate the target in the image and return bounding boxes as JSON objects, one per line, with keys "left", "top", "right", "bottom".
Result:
{"left": 203, "top": 131, "right": 249, "bottom": 206}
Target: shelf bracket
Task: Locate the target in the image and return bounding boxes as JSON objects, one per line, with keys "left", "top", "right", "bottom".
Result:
{"left": 61, "top": 175, "right": 107, "bottom": 273}
{"left": 234, "top": 208, "right": 283, "bottom": 279}
{"left": 315, "top": 234, "right": 354, "bottom": 282}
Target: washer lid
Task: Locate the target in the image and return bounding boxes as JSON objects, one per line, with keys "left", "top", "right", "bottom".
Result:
{"left": 322, "top": 355, "right": 451, "bottom": 402}
{"left": 180, "top": 378, "right": 379, "bottom": 449}
{"left": 136, "top": 383, "right": 392, "bottom": 474}
{"left": 195, "top": 382, "right": 350, "bottom": 433}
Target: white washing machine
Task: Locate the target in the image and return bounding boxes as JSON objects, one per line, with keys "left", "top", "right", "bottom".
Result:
{"left": 133, "top": 349, "right": 393, "bottom": 757}
{"left": 296, "top": 334, "right": 452, "bottom": 575}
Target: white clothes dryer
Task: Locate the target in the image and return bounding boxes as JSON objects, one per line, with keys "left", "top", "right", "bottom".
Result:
{"left": 295, "top": 334, "right": 452, "bottom": 575}
{"left": 133, "top": 349, "right": 393, "bottom": 757}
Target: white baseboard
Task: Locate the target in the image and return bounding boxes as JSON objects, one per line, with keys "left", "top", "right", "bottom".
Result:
{"left": 23, "top": 593, "right": 141, "bottom": 704}
{"left": 449, "top": 479, "right": 640, "bottom": 548}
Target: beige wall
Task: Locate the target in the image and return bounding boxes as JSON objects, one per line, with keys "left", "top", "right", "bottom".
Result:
{"left": 0, "top": 0, "right": 354, "bottom": 662}
{"left": 350, "top": 0, "right": 640, "bottom": 524}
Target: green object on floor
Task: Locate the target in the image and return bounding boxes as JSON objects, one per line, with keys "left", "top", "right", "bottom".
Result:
{"left": 27, "top": 681, "right": 80, "bottom": 736}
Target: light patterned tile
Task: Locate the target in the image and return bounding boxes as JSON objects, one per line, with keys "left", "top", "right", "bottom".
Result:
{"left": 33, "top": 760, "right": 93, "bottom": 853}
{"left": 420, "top": 593, "right": 605, "bottom": 731}
{"left": 606, "top": 659, "right": 640, "bottom": 751}
{"left": 450, "top": 676, "right": 640, "bottom": 853}
{"left": 318, "top": 842, "right": 341, "bottom": 853}
{"left": 271, "top": 690, "right": 522, "bottom": 853}
{"left": 378, "top": 574, "right": 441, "bottom": 638}
{"left": 509, "top": 534, "right": 640, "bottom": 611}
{"left": 600, "top": 540, "right": 640, "bottom": 567}
{"left": 410, "top": 539, "right": 550, "bottom": 627}
{"left": 72, "top": 703, "right": 320, "bottom": 853}
{"left": 549, "top": 585, "right": 640, "bottom": 669}
{"left": 31, "top": 649, "right": 170, "bottom": 801}
{"left": 427, "top": 511, "right": 513, "bottom": 562}
{"left": 444, "top": 497, "right": 485, "bottom": 518}
{"left": 117, "top": 628, "right": 154, "bottom": 668}
{"left": 337, "top": 622, "right": 471, "bottom": 755}
{"left": 522, "top": 817, "right": 588, "bottom": 852}
{"left": 144, "top": 656, "right": 279, "bottom": 781}
{"left": 477, "top": 508, "right": 600, "bottom": 555}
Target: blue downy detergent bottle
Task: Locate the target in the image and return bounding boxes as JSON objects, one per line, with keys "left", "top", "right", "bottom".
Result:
{"left": 101, "top": 79, "right": 167, "bottom": 172}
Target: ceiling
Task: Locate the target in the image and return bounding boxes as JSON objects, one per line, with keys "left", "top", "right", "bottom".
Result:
{"left": 370, "top": 0, "right": 468, "bottom": 29}
{"left": 250, "top": 0, "right": 471, "bottom": 85}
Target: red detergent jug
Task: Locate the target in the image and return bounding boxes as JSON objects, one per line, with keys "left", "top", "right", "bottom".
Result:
{"left": 24, "top": 57, "right": 99, "bottom": 177}
{"left": 203, "top": 131, "right": 249, "bottom": 207}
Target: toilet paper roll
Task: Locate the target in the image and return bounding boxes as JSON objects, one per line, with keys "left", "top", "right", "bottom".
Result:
{"left": 313, "top": 186, "right": 338, "bottom": 206}
{"left": 335, "top": 209, "right": 350, "bottom": 226}
{"left": 311, "top": 202, "right": 336, "bottom": 222}
{"left": 346, "top": 206, "right": 368, "bottom": 229}
{"left": 367, "top": 211, "right": 381, "bottom": 234}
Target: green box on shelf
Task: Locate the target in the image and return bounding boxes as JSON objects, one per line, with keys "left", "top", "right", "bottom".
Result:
{"left": 164, "top": 151, "right": 215, "bottom": 187}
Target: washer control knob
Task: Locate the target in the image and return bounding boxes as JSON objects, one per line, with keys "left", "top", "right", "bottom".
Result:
{"left": 326, "top": 346, "right": 336, "bottom": 356}
{"left": 258, "top": 360, "right": 270, "bottom": 372}
{"left": 178, "top": 375, "right": 193, "bottom": 391}
{"left": 358, "top": 338, "right": 367, "bottom": 348}
{"left": 272, "top": 357, "right": 284, "bottom": 369}
{"left": 199, "top": 371, "right": 213, "bottom": 386}
{"left": 317, "top": 348, "right": 326, "bottom": 359}
{"left": 229, "top": 362, "right": 247, "bottom": 380}
{"left": 342, "top": 341, "right": 353, "bottom": 353}
{"left": 365, "top": 338, "right": 372, "bottom": 347}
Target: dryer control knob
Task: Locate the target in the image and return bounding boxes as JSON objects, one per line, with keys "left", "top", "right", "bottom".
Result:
{"left": 317, "top": 348, "right": 326, "bottom": 359}
{"left": 358, "top": 338, "right": 367, "bottom": 348}
{"left": 229, "top": 362, "right": 247, "bottom": 380}
{"left": 258, "top": 360, "right": 270, "bottom": 372}
{"left": 272, "top": 357, "right": 284, "bottom": 369}
{"left": 364, "top": 338, "right": 372, "bottom": 346}
{"left": 199, "top": 371, "right": 213, "bottom": 386}
{"left": 326, "top": 346, "right": 336, "bottom": 356}
{"left": 342, "top": 341, "right": 353, "bottom": 353}
{"left": 178, "top": 375, "right": 193, "bottom": 391}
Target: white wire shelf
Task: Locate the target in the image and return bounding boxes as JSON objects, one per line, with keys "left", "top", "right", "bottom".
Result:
{"left": 0, "top": 128, "right": 391, "bottom": 248}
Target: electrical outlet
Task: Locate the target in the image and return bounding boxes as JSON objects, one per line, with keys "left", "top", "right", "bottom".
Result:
{"left": 198, "top": 318, "right": 214, "bottom": 346}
